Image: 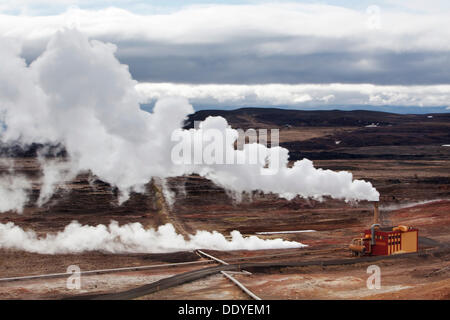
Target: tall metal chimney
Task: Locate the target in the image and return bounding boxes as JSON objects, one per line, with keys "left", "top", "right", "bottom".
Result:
{"left": 373, "top": 201, "right": 380, "bottom": 225}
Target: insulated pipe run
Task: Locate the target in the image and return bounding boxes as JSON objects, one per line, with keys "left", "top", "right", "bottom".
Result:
{"left": 196, "top": 250, "right": 252, "bottom": 274}
{"left": 373, "top": 201, "right": 380, "bottom": 225}
{"left": 196, "top": 250, "right": 229, "bottom": 265}
{"left": 371, "top": 224, "right": 381, "bottom": 246}
{"left": 370, "top": 202, "right": 381, "bottom": 247}
{"left": 0, "top": 260, "right": 214, "bottom": 283}
{"left": 196, "top": 250, "right": 259, "bottom": 298}
{"left": 221, "top": 271, "right": 262, "bottom": 300}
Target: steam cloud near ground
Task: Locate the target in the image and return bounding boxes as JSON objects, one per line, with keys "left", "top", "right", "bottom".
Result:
{"left": 0, "top": 29, "right": 378, "bottom": 253}
{"left": 0, "top": 221, "right": 305, "bottom": 254}
{"left": 0, "top": 174, "right": 31, "bottom": 213}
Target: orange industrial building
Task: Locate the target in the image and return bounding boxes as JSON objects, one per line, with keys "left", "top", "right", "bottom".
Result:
{"left": 349, "top": 202, "right": 419, "bottom": 256}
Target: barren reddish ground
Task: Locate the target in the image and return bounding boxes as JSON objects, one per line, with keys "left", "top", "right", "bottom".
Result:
{"left": 0, "top": 158, "right": 448, "bottom": 300}
{"left": 0, "top": 110, "right": 449, "bottom": 299}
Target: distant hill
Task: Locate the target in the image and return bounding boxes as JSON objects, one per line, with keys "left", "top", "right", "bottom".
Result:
{"left": 185, "top": 108, "right": 450, "bottom": 160}
{"left": 185, "top": 107, "right": 450, "bottom": 128}
{"left": 0, "top": 142, "right": 66, "bottom": 158}
{"left": 0, "top": 109, "right": 448, "bottom": 160}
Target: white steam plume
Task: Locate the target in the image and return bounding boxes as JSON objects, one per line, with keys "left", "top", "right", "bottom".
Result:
{"left": 37, "top": 158, "right": 79, "bottom": 207}
{"left": 0, "top": 221, "right": 305, "bottom": 254}
{"left": 160, "top": 178, "right": 176, "bottom": 208}
{"left": 174, "top": 116, "right": 379, "bottom": 202}
{"left": 0, "top": 28, "right": 378, "bottom": 214}
{"left": 0, "top": 29, "right": 193, "bottom": 206}
{"left": 0, "top": 174, "right": 31, "bottom": 213}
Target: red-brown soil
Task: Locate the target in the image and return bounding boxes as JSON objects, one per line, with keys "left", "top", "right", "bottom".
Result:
{"left": 0, "top": 109, "right": 448, "bottom": 299}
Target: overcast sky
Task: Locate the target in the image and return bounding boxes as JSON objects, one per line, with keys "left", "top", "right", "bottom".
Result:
{"left": 1, "top": 0, "right": 449, "bottom": 111}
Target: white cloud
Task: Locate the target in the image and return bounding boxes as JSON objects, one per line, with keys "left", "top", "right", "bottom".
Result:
{"left": 136, "top": 82, "right": 450, "bottom": 107}
{"left": 384, "top": 0, "right": 450, "bottom": 13}
{"left": 1, "top": 4, "right": 449, "bottom": 51}
{"left": 0, "top": 4, "right": 449, "bottom": 85}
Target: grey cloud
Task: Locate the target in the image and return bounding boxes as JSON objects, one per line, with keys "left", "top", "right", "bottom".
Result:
{"left": 3, "top": 4, "right": 450, "bottom": 85}
{"left": 117, "top": 44, "right": 450, "bottom": 85}
{"left": 19, "top": 36, "right": 450, "bottom": 85}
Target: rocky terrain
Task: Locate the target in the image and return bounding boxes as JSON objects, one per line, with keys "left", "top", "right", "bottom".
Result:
{"left": 0, "top": 109, "right": 449, "bottom": 299}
